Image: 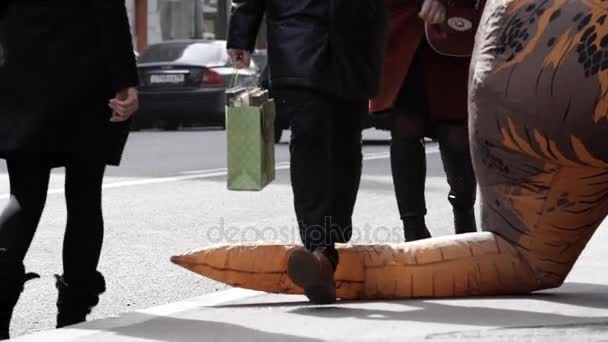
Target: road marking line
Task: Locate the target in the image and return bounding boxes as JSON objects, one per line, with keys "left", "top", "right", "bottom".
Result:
{"left": 0, "top": 148, "right": 440, "bottom": 201}
{"left": 179, "top": 168, "right": 227, "bottom": 175}
{"left": 0, "top": 165, "right": 284, "bottom": 201}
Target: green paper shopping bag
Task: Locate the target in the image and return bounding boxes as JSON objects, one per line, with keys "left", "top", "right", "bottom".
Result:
{"left": 226, "top": 89, "right": 276, "bottom": 191}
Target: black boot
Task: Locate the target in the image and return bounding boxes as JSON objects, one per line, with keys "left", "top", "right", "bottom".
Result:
{"left": 0, "top": 276, "right": 23, "bottom": 340}
{"left": 403, "top": 216, "right": 432, "bottom": 242}
{"left": 438, "top": 125, "right": 478, "bottom": 235}
{"left": 446, "top": 174, "right": 478, "bottom": 234}
{"left": 0, "top": 260, "right": 38, "bottom": 340}
{"left": 55, "top": 272, "right": 106, "bottom": 328}
{"left": 453, "top": 207, "right": 477, "bottom": 234}
{"left": 391, "top": 139, "right": 432, "bottom": 242}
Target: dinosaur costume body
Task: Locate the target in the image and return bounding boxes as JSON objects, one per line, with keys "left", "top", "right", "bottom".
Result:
{"left": 172, "top": 0, "right": 608, "bottom": 299}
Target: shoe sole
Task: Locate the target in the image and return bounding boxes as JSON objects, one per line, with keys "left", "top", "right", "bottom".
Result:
{"left": 287, "top": 249, "right": 336, "bottom": 304}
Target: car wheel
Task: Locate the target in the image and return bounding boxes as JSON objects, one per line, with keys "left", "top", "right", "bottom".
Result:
{"left": 130, "top": 117, "right": 146, "bottom": 131}
{"left": 161, "top": 120, "right": 180, "bottom": 131}
{"left": 218, "top": 113, "right": 227, "bottom": 130}
{"left": 274, "top": 125, "right": 283, "bottom": 143}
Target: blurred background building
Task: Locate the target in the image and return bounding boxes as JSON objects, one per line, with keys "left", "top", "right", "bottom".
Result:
{"left": 127, "top": 0, "right": 267, "bottom": 51}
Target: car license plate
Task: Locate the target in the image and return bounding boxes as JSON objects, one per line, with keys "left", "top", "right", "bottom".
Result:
{"left": 149, "top": 74, "right": 185, "bottom": 84}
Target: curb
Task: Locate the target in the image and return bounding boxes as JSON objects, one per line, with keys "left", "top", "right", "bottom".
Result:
{"left": 11, "top": 289, "right": 262, "bottom": 342}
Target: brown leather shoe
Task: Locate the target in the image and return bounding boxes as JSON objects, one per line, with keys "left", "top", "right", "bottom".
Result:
{"left": 287, "top": 247, "right": 337, "bottom": 304}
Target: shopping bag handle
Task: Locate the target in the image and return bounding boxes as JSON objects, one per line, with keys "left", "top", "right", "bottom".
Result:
{"left": 231, "top": 70, "right": 240, "bottom": 89}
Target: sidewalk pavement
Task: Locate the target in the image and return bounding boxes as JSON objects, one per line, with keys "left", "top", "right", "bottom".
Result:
{"left": 12, "top": 225, "right": 608, "bottom": 342}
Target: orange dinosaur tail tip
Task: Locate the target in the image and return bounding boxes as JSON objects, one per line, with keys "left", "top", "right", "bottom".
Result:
{"left": 171, "top": 243, "right": 297, "bottom": 271}
{"left": 169, "top": 255, "right": 185, "bottom": 266}
{"left": 170, "top": 243, "right": 304, "bottom": 295}
{"left": 170, "top": 249, "right": 204, "bottom": 268}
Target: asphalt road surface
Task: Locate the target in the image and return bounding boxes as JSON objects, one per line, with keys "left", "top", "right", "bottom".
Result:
{"left": 0, "top": 129, "right": 464, "bottom": 338}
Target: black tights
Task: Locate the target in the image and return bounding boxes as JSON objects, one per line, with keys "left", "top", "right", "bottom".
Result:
{"left": 0, "top": 157, "right": 106, "bottom": 282}
{"left": 390, "top": 113, "right": 477, "bottom": 222}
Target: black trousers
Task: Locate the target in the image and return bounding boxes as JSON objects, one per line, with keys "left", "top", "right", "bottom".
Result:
{"left": 0, "top": 156, "right": 106, "bottom": 283}
{"left": 275, "top": 88, "right": 366, "bottom": 251}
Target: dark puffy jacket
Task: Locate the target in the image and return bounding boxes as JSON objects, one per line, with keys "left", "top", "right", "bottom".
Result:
{"left": 228, "top": 0, "right": 388, "bottom": 100}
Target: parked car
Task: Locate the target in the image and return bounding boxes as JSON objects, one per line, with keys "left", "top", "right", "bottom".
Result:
{"left": 251, "top": 49, "right": 267, "bottom": 71}
{"left": 134, "top": 40, "right": 259, "bottom": 130}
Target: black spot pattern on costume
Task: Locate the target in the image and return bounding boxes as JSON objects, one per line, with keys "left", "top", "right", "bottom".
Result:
{"left": 578, "top": 14, "right": 592, "bottom": 30}
{"left": 496, "top": 1, "right": 558, "bottom": 61}
{"left": 495, "top": 2, "right": 551, "bottom": 59}
{"left": 574, "top": 14, "right": 608, "bottom": 77}
{"left": 500, "top": 2, "right": 608, "bottom": 79}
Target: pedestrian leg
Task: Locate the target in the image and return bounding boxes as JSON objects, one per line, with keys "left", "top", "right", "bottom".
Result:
{"left": 390, "top": 113, "right": 431, "bottom": 241}
{"left": 280, "top": 89, "right": 334, "bottom": 252}
{"left": 0, "top": 157, "right": 51, "bottom": 339}
{"left": 328, "top": 98, "right": 366, "bottom": 247}
{"left": 280, "top": 88, "right": 339, "bottom": 304}
{"left": 56, "top": 160, "right": 107, "bottom": 328}
{"left": 437, "top": 123, "right": 477, "bottom": 234}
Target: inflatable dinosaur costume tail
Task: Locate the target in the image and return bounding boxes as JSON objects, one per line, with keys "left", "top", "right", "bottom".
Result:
{"left": 171, "top": 236, "right": 540, "bottom": 299}
{"left": 173, "top": 0, "right": 608, "bottom": 299}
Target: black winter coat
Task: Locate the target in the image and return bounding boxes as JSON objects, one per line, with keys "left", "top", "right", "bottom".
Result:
{"left": 0, "top": 0, "right": 138, "bottom": 166}
{"left": 228, "top": 0, "right": 388, "bottom": 100}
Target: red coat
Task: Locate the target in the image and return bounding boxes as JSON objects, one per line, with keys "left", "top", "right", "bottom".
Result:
{"left": 370, "top": 0, "right": 470, "bottom": 122}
